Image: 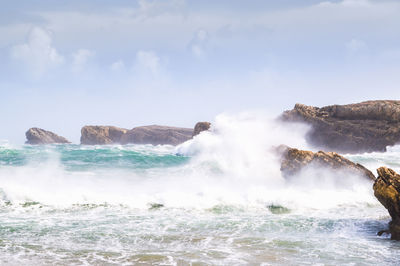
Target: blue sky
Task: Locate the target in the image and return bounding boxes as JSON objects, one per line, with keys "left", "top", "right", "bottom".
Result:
{"left": 1, "top": 0, "right": 400, "bottom": 143}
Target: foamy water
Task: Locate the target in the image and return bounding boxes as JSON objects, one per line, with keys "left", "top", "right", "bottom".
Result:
{"left": 0, "top": 113, "right": 399, "bottom": 265}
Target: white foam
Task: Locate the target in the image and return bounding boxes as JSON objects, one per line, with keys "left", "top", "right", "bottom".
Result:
{"left": 0, "top": 112, "right": 380, "bottom": 212}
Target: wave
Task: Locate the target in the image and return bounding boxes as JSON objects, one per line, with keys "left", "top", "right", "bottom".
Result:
{"left": 0, "top": 112, "right": 383, "bottom": 213}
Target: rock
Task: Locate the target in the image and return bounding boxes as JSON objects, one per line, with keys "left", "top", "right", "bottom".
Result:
{"left": 279, "top": 146, "right": 376, "bottom": 181}
{"left": 281, "top": 101, "right": 400, "bottom": 153}
{"left": 25, "top": 128, "right": 70, "bottom": 144}
{"left": 80, "top": 126, "right": 128, "bottom": 145}
{"left": 81, "top": 124, "right": 195, "bottom": 146}
{"left": 193, "top": 122, "right": 211, "bottom": 136}
{"left": 373, "top": 167, "right": 400, "bottom": 240}
{"left": 120, "top": 125, "right": 193, "bottom": 145}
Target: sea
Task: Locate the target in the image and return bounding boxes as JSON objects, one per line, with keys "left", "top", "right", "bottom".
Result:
{"left": 0, "top": 112, "right": 399, "bottom": 265}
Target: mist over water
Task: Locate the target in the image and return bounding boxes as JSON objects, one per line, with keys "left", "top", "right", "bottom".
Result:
{"left": 0, "top": 112, "right": 399, "bottom": 265}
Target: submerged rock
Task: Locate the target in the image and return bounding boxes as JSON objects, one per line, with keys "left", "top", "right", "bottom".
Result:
{"left": 149, "top": 203, "right": 164, "bottom": 210}
{"left": 193, "top": 122, "right": 211, "bottom": 136}
{"left": 120, "top": 125, "right": 193, "bottom": 145}
{"left": 279, "top": 146, "right": 376, "bottom": 181}
{"left": 25, "top": 128, "right": 70, "bottom": 144}
{"left": 80, "top": 126, "right": 128, "bottom": 145}
{"left": 281, "top": 100, "right": 400, "bottom": 153}
{"left": 373, "top": 167, "right": 400, "bottom": 240}
{"left": 267, "top": 204, "right": 290, "bottom": 214}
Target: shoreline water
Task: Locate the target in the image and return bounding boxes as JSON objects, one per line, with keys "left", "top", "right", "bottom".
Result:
{"left": 1, "top": 113, "right": 400, "bottom": 265}
{"left": 0, "top": 142, "right": 399, "bottom": 264}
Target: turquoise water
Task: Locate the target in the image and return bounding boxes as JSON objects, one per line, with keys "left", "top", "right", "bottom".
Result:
{"left": 0, "top": 144, "right": 189, "bottom": 170}
{"left": 0, "top": 125, "right": 400, "bottom": 265}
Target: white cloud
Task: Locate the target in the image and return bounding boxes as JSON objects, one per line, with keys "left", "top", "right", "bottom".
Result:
{"left": 135, "top": 0, "right": 186, "bottom": 18}
{"left": 5, "top": 0, "right": 400, "bottom": 85}
{"left": 337, "top": 0, "right": 372, "bottom": 8}
{"left": 29, "top": 0, "right": 400, "bottom": 60}
{"left": 71, "top": 49, "right": 95, "bottom": 72}
{"left": 110, "top": 60, "right": 125, "bottom": 71}
{"left": 130, "top": 50, "right": 172, "bottom": 89}
{"left": 189, "top": 29, "right": 208, "bottom": 59}
{"left": 346, "top": 39, "right": 368, "bottom": 53}
{"left": 319, "top": 0, "right": 372, "bottom": 8}
{"left": 252, "top": 0, "right": 400, "bottom": 37}
{"left": 191, "top": 45, "right": 204, "bottom": 58}
{"left": 134, "top": 50, "right": 160, "bottom": 75}
{"left": 10, "top": 27, "right": 64, "bottom": 77}
{"left": 196, "top": 29, "right": 207, "bottom": 41}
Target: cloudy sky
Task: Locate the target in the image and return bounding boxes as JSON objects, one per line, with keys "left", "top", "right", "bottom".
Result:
{"left": 1, "top": 0, "right": 400, "bottom": 143}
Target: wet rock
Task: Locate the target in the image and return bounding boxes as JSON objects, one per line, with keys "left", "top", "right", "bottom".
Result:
{"left": 279, "top": 146, "right": 376, "bottom": 181}
{"left": 149, "top": 203, "right": 164, "bottom": 210}
{"left": 80, "top": 126, "right": 127, "bottom": 145}
{"left": 193, "top": 122, "right": 211, "bottom": 137}
{"left": 25, "top": 128, "right": 70, "bottom": 144}
{"left": 281, "top": 101, "right": 400, "bottom": 153}
{"left": 120, "top": 125, "right": 193, "bottom": 145}
{"left": 267, "top": 204, "right": 290, "bottom": 214}
{"left": 373, "top": 167, "right": 400, "bottom": 240}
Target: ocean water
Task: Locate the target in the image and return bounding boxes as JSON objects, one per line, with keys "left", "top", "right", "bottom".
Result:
{"left": 0, "top": 113, "right": 399, "bottom": 265}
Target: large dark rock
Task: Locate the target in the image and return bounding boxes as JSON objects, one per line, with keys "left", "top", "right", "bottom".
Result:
{"left": 120, "top": 125, "right": 193, "bottom": 145}
{"left": 193, "top": 122, "right": 211, "bottom": 136}
{"left": 281, "top": 101, "right": 400, "bottom": 154}
{"left": 373, "top": 167, "right": 400, "bottom": 240}
{"left": 25, "top": 128, "right": 70, "bottom": 144}
{"left": 279, "top": 146, "right": 376, "bottom": 181}
{"left": 80, "top": 126, "right": 128, "bottom": 145}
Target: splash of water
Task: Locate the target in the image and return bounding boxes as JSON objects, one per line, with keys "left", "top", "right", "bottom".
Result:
{"left": 0, "top": 112, "right": 379, "bottom": 212}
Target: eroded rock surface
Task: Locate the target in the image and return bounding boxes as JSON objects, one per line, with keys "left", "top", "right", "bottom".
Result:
{"left": 80, "top": 126, "right": 128, "bottom": 145}
{"left": 193, "top": 122, "right": 211, "bottom": 136}
{"left": 120, "top": 125, "right": 193, "bottom": 145}
{"left": 374, "top": 167, "right": 400, "bottom": 240}
{"left": 281, "top": 101, "right": 400, "bottom": 153}
{"left": 279, "top": 146, "right": 376, "bottom": 181}
{"left": 25, "top": 128, "right": 70, "bottom": 144}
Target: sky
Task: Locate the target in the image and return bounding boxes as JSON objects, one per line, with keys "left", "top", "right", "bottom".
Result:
{"left": 1, "top": 0, "right": 400, "bottom": 143}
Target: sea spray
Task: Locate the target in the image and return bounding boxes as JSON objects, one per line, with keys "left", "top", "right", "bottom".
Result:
{"left": 177, "top": 112, "right": 310, "bottom": 182}
{"left": 0, "top": 112, "right": 398, "bottom": 264}
{"left": 176, "top": 112, "right": 377, "bottom": 210}
{"left": 0, "top": 112, "right": 377, "bottom": 210}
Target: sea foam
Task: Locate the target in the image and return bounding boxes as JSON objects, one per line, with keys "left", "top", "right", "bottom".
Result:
{"left": 0, "top": 112, "right": 379, "bottom": 212}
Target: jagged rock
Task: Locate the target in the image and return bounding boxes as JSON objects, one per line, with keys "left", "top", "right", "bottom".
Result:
{"left": 25, "top": 128, "right": 70, "bottom": 144}
{"left": 193, "top": 122, "right": 211, "bottom": 136}
{"left": 374, "top": 167, "right": 400, "bottom": 240}
{"left": 80, "top": 126, "right": 128, "bottom": 145}
{"left": 279, "top": 146, "right": 376, "bottom": 181}
{"left": 281, "top": 100, "right": 400, "bottom": 153}
{"left": 120, "top": 125, "right": 193, "bottom": 145}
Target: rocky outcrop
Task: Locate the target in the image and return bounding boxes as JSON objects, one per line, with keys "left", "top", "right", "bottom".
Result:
{"left": 193, "top": 122, "right": 211, "bottom": 136}
{"left": 281, "top": 101, "right": 400, "bottom": 153}
{"left": 80, "top": 126, "right": 128, "bottom": 145}
{"left": 373, "top": 167, "right": 400, "bottom": 240}
{"left": 279, "top": 146, "right": 376, "bottom": 181}
{"left": 120, "top": 125, "right": 193, "bottom": 145}
{"left": 25, "top": 128, "right": 70, "bottom": 144}
{"left": 81, "top": 125, "right": 193, "bottom": 145}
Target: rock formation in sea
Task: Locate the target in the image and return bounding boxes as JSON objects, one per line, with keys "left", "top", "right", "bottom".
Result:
{"left": 193, "top": 122, "right": 211, "bottom": 136}
{"left": 80, "top": 126, "right": 128, "bottom": 145}
{"left": 373, "top": 167, "right": 400, "bottom": 240}
{"left": 81, "top": 125, "right": 193, "bottom": 145}
{"left": 120, "top": 125, "right": 193, "bottom": 145}
{"left": 281, "top": 100, "right": 400, "bottom": 154}
{"left": 279, "top": 146, "right": 376, "bottom": 181}
{"left": 25, "top": 128, "right": 71, "bottom": 144}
